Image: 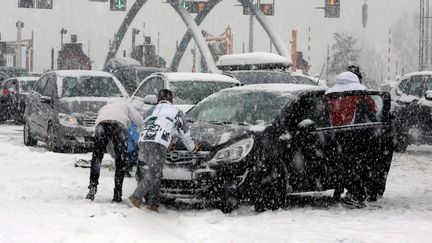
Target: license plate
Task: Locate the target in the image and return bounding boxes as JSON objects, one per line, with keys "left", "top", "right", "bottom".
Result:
{"left": 163, "top": 167, "right": 192, "bottom": 180}
{"left": 76, "top": 137, "right": 85, "bottom": 143}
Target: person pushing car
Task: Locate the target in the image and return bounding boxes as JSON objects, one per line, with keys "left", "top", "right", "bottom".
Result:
{"left": 127, "top": 89, "right": 200, "bottom": 212}
{"left": 86, "top": 101, "right": 143, "bottom": 202}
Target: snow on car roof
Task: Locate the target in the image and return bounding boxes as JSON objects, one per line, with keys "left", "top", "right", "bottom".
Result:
{"left": 163, "top": 72, "right": 239, "bottom": 83}
{"left": 54, "top": 70, "right": 113, "bottom": 78}
{"left": 216, "top": 52, "right": 293, "bottom": 67}
{"left": 225, "top": 83, "right": 326, "bottom": 93}
{"left": 400, "top": 71, "right": 432, "bottom": 79}
{"left": 8, "top": 77, "right": 38, "bottom": 82}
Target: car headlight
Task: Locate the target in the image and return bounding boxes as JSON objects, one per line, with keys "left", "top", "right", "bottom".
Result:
{"left": 58, "top": 113, "right": 78, "bottom": 126}
{"left": 210, "top": 138, "right": 254, "bottom": 163}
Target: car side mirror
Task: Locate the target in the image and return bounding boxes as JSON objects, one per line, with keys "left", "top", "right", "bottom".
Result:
{"left": 425, "top": 90, "right": 432, "bottom": 101}
{"left": 143, "top": 95, "right": 157, "bottom": 105}
{"left": 297, "top": 119, "right": 317, "bottom": 132}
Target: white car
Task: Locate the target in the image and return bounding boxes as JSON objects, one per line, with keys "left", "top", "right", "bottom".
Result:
{"left": 129, "top": 72, "right": 240, "bottom": 113}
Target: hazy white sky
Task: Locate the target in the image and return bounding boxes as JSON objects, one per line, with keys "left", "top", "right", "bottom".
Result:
{"left": 0, "top": 0, "right": 418, "bottom": 76}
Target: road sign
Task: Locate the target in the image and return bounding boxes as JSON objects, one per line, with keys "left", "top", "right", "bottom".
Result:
{"left": 18, "top": 0, "right": 34, "bottom": 8}
{"left": 325, "top": 0, "right": 340, "bottom": 18}
{"left": 110, "top": 0, "right": 126, "bottom": 11}
{"left": 36, "top": 0, "right": 53, "bottom": 9}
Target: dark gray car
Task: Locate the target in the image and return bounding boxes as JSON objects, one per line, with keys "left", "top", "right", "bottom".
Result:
{"left": 23, "top": 70, "right": 129, "bottom": 152}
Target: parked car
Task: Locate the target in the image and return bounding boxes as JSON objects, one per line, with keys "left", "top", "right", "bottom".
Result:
{"left": 0, "top": 77, "right": 39, "bottom": 123}
{"left": 161, "top": 84, "right": 394, "bottom": 212}
{"left": 24, "top": 70, "right": 129, "bottom": 152}
{"left": 105, "top": 57, "right": 167, "bottom": 95}
{"left": 129, "top": 72, "right": 240, "bottom": 113}
{"left": 390, "top": 71, "right": 432, "bottom": 152}
{"left": 216, "top": 52, "right": 316, "bottom": 86}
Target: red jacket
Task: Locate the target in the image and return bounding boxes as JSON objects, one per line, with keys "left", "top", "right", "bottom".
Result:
{"left": 325, "top": 95, "right": 377, "bottom": 126}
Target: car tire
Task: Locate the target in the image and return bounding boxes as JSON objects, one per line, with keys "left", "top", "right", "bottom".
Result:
{"left": 254, "top": 163, "right": 287, "bottom": 212}
{"left": 23, "top": 121, "right": 37, "bottom": 146}
{"left": 393, "top": 133, "right": 409, "bottom": 153}
{"left": 46, "top": 124, "right": 62, "bottom": 152}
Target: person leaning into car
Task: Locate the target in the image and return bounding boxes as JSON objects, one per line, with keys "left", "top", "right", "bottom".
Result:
{"left": 325, "top": 69, "right": 377, "bottom": 208}
{"left": 126, "top": 89, "right": 200, "bottom": 212}
{"left": 86, "top": 101, "right": 143, "bottom": 203}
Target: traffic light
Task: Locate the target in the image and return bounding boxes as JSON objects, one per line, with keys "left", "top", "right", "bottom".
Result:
{"left": 110, "top": 0, "right": 126, "bottom": 11}
{"left": 36, "top": 0, "right": 53, "bottom": 9}
{"left": 325, "top": 0, "right": 340, "bottom": 18}
{"left": 18, "top": 0, "right": 34, "bottom": 8}
{"left": 259, "top": 3, "right": 274, "bottom": 16}
{"left": 181, "top": 1, "right": 207, "bottom": 14}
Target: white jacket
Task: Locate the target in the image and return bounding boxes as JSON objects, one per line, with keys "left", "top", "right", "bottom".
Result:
{"left": 139, "top": 100, "right": 195, "bottom": 152}
{"left": 95, "top": 101, "right": 143, "bottom": 130}
{"left": 325, "top": 71, "right": 368, "bottom": 95}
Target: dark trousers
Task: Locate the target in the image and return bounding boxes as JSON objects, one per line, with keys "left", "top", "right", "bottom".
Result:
{"left": 133, "top": 142, "right": 167, "bottom": 205}
{"left": 89, "top": 123, "right": 128, "bottom": 199}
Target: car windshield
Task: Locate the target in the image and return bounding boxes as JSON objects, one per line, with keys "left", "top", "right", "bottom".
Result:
{"left": 187, "top": 90, "right": 294, "bottom": 125}
{"left": 230, "top": 71, "right": 299, "bottom": 85}
{"left": 293, "top": 75, "right": 317, "bottom": 85}
{"left": 20, "top": 80, "right": 37, "bottom": 92}
{"left": 170, "top": 81, "right": 237, "bottom": 105}
{"left": 61, "top": 76, "right": 123, "bottom": 97}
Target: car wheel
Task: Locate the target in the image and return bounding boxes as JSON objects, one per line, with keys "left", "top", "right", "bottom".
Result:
{"left": 23, "top": 121, "right": 37, "bottom": 146}
{"left": 46, "top": 124, "right": 61, "bottom": 152}
{"left": 254, "top": 163, "right": 287, "bottom": 212}
{"left": 393, "top": 133, "right": 409, "bottom": 153}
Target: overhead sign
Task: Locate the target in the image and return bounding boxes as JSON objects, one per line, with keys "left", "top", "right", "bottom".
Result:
{"left": 18, "top": 0, "right": 53, "bottom": 9}
{"left": 181, "top": 0, "right": 207, "bottom": 14}
{"left": 110, "top": 0, "right": 126, "bottom": 11}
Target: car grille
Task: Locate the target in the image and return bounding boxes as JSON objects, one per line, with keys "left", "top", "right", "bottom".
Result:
{"left": 82, "top": 115, "right": 97, "bottom": 127}
{"left": 166, "top": 151, "right": 211, "bottom": 166}
{"left": 160, "top": 179, "right": 213, "bottom": 200}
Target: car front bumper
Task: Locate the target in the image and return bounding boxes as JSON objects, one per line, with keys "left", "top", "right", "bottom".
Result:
{"left": 54, "top": 123, "right": 95, "bottom": 149}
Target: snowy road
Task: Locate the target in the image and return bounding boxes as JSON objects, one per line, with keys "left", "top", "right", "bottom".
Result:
{"left": 0, "top": 123, "right": 431, "bottom": 243}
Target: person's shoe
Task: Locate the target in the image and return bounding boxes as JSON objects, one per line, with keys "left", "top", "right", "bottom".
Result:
{"left": 111, "top": 197, "right": 123, "bottom": 203}
{"left": 341, "top": 195, "right": 366, "bottom": 209}
{"left": 146, "top": 204, "right": 159, "bottom": 213}
{"left": 86, "top": 187, "right": 97, "bottom": 201}
{"left": 126, "top": 195, "right": 142, "bottom": 208}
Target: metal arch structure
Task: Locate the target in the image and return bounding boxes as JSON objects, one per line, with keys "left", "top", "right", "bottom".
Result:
{"left": 170, "top": 0, "right": 222, "bottom": 72}
{"left": 167, "top": 0, "right": 218, "bottom": 73}
{"left": 103, "top": 0, "right": 149, "bottom": 71}
{"left": 103, "top": 0, "right": 290, "bottom": 73}
{"left": 170, "top": 0, "right": 290, "bottom": 72}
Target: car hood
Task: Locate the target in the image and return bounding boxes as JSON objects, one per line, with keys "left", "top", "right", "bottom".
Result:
{"left": 177, "top": 122, "right": 268, "bottom": 150}
{"left": 58, "top": 97, "right": 126, "bottom": 117}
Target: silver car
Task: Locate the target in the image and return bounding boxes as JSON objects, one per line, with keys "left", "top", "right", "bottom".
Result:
{"left": 24, "top": 70, "right": 129, "bottom": 152}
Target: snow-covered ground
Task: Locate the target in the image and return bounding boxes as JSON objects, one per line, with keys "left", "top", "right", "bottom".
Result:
{"left": 0, "top": 123, "right": 431, "bottom": 243}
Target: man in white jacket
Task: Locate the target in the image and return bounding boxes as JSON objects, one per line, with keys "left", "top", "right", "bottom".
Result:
{"left": 86, "top": 101, "right": 143, "bottom": 202}
{"left": 127, "top": 89, "right": 200, "bottom": 211}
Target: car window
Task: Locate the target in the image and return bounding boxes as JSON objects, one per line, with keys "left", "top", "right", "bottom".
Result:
{"left": 406, "top": 76, "right": 424, "bottom": 96}
{"left": 230, "top": 71, "right": 299, "bottom": 85}
{"left": 187, "top": 90, "right": 295, "bottom": 125}
{"left": 20, "top": 80, "right": 37, "bottom": 92}
{"left": 41, "top": 74, "right": 56, "bottom": 97}
{"left": 34, "top": 75, "right": 49, "bottom": 95}
{"left": 425, "top": 77, "right": 432, "bottom": 91}
{"left": 61, "top": 76, "right": 122, "bottom": 98}
{"left": 293, "top": 76, "right": 316, "bottom": 85}
{"left": 134, "top": 77, "right": 163, "bottom": 98}
{"left": 170, "top": 80, "right": 237, "bottom": 105}
{"left": 396, "top": 79, "right": 408, "bottom": 95}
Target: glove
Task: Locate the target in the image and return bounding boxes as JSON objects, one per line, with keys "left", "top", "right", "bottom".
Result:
{"left": 193, "top": 142, "right": 202, "bottom": 153}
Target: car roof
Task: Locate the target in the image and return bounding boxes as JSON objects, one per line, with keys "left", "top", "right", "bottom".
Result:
{"left": 216, "top": 52, "right": 292, "bottom": 70}
{"left": 224, "top": 83, "right": 326, "bottom": 94}
{"left": 400, "top": 71, "right": 432, "bottom": 79}
{"left": 155, "top": 72, "right": 239, "bottom": 83}
{"left": 13, "top": 77, "right": 39, "bottom": 82}
{"left": 52, "top": 70, "right": 113, "bottom": 78}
